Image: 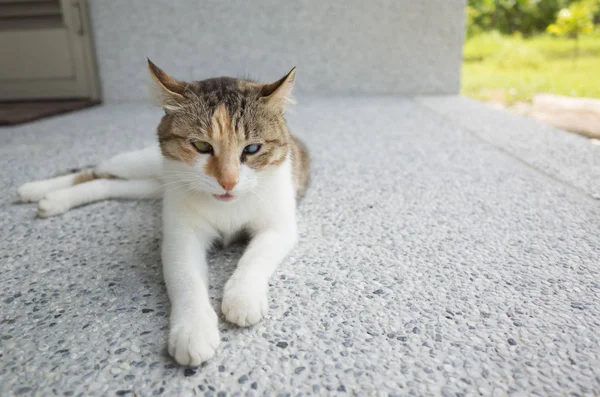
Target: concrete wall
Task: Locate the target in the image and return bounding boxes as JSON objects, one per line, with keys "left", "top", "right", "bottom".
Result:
{"left": 88, "top": 0, "right": 466, "bottom": 101}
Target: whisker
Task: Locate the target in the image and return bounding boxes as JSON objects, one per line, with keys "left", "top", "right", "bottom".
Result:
{"left": 135, "top": 181, "right": 188, "bottom": 204}
{"left": 147, "top": 182, "right": 189, "bottom": 206}
{"left": 134, "top": 177, "right": 204, "bottom": 203}
{"left": 251, "top": 186, "right": 271, "bottom": 205}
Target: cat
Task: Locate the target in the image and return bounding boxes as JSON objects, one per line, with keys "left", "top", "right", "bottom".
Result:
{"left": 17, "top": 60, "right": 310, "bottom": 366}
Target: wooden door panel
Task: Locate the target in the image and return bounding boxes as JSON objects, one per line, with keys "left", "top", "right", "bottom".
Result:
{"left": 0, "top": 0, "right": 99, "bottom": 100}
{"left": 0, "top": 28, "right": 74, "bottom": 80}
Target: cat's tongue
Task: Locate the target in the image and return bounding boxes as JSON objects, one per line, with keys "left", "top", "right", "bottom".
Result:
{"left": 213, "top": 193, "right": 235, "bottom": 202}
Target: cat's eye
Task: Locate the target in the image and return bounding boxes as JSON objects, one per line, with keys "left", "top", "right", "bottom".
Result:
{"left": 243, "top": 144, "right": 261, "bottom": 155}
{"left": 192, "top": 140, "right": 213, "bottom": 154}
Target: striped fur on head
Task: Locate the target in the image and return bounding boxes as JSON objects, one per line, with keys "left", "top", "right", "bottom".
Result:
{"left": 148, "top": 60, "right": 309, "bottom": 197}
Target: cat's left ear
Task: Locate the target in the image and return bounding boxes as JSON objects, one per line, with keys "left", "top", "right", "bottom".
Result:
{"left": 260, "top": 67, "right": 296, "bottom": 111}
{"left": 147, "top": 58, "right": 187, "bottom": 113}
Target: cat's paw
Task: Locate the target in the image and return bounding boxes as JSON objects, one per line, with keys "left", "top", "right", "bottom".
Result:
{"left": 222, "top": 278, "right": 268, "bottom": 327}
{"left": 38, "top": 194, "right": 70, "bottom": 218}
{"left": 168, "top": 306, "right": 220, "bottom": 366}
{"left": 18, "top": 181, "right": 51, "bottom": 202}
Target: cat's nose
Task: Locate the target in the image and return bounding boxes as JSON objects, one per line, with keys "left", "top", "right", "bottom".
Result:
{"left": 219, "top": 178, "right": 238, "bottom": 192}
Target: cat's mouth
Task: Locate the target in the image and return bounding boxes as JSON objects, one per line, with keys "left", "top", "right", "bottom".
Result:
{"left": 213, "top": 193, "right": 235, "bottom": 202}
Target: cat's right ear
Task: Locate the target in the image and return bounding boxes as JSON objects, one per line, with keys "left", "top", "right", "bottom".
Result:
{"left": 147, "top": 59, "right": 186, "bottom": 113}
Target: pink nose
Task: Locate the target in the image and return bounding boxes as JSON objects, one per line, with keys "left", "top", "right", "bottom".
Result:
{"left": 219, "top": 178, "right": 237, "bottom": 191}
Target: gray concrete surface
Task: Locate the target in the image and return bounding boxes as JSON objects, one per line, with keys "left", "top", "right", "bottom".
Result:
{"left": 418, "top": 96, "right": 600, "bottom": 200}
{"left": 88, "top": 0, "right": 466, "bottom": 101}
{"left": 2, "top": 97, "right": 600, "bottom": 396}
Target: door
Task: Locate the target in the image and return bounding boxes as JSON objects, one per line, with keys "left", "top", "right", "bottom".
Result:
{"left": 0, "top": 0, "right": 100, "bottom": 100}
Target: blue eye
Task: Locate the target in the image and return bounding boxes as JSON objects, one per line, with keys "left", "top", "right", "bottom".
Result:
{"left": 243, "top": 144, "right": 261, "bottom": 155}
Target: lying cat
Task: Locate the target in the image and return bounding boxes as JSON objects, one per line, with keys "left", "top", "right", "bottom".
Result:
{"left": 17, "top": 60, "right": 310, "bottom": 366}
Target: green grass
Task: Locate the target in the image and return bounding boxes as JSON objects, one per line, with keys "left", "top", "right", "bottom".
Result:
{"left": 462, "top": 31, "right": 600, "bottom": 104}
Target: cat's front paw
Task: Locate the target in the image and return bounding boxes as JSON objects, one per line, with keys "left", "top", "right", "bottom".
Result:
{"left": 168, "top": 306, "right": 220, "bottom": 366}
{"left": 222, "top": 278, "right": 268, "bottom": 327}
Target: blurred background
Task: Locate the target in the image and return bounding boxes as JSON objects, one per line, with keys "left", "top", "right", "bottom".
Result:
{"left": 1, "top": 0, "right": 599, "bottom": 137}
{"left": 463, "top": 0, "right": 600, "bottom": 139}
{"left": 0, "top": 0, "right": 466, "bottom": 124}
{"left": 463, "top": 0, "right": 600, "bottom": 104}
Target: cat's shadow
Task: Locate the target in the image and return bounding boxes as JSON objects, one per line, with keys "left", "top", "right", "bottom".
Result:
{"left": 130, "top": 218, "right": 254, "bottom": 362}
{"left": 133, "top": 219, "right": 250, "bottom": 322}
{"left": 206, "top": 232, "right": 250, "bottom": 311}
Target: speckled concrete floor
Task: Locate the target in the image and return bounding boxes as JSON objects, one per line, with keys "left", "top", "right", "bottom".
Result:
{"left": 1, "top": 98, "right": 599, "bottom": 396}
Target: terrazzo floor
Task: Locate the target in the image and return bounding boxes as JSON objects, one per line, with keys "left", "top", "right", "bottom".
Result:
{"left": 1, "top": 97, "right": 599, "bottom": 396}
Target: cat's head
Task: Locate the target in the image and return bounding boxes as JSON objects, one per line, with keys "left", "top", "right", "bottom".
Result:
{"left": 148, "top": 59, "right": 296, "bottom": 202}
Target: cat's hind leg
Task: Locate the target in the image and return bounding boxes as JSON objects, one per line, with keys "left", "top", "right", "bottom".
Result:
{"left": 94, "top": 145, "right": 162, "bottom": 180}
{"left": 38, "top": 178, "right": 162, "bottom": 217}
{"left": 18, "top": 169, "right": 103, "bottom": 203}
{"left": 17, "top": 145, "right": 162, "bottom": 203}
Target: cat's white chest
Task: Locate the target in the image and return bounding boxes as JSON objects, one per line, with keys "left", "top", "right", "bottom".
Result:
{"left": 172, "top": 191, "right": 263, "bottom": 238}
{"left": 162, "top": 158, "right": 296, "bottom": 242}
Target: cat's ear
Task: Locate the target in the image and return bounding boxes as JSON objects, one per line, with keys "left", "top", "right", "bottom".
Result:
{"left": 260, "top": 67, "right": 296, "bottom": 110}
{"left": 147, "top": 59, "right": 186, "bottom": 113}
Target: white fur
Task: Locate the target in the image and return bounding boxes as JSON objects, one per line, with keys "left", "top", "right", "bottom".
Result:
{"left": 38, "top": 179, "right": 162, "bottom": 217}
{"left": 95, "top": 145, "right": 163, "bottom": 179}
{"left": 17, "top": 146, "right": 164, "bottom": 217}
{"left": 18, "top": 174, "right": 79, "bottom": 202}
{"left": 16, "top": 144, "right": 298, "bottom": 367}
{"left": 161, "top": 155, "right": 297, "bottom": 365}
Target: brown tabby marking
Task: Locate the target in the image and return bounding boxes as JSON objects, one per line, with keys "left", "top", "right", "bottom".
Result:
{"left": 204, "top": 105, "right": 241, "bottom": 191}
{"left": 68, "top": 169, "right": 115, "bottom": 185}
{"left": 291, "top": 136, "right": 310, "bottom": 198}
{"left": 148, "top": 60, "right": 310, "bottom": 198}
{"left": 72, "top": 169, "right": 97, "bottom": 185}
{"left": 157, "top": 117, "right": 198, "bottom": 166}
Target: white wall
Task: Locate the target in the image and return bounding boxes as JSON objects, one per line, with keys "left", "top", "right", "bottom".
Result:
{"left": 88, "top": 0, "right": 466, "bottom": 101}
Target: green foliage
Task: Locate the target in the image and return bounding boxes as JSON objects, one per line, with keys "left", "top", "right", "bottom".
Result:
{"left": 466, "top": 0, "right": 577, "bottom": 37}
{"left": 547, "top": 0, "right": 596, "bottom": 37}
{"left": 463, "top": 31, "right": 506, "bottom": 60}
{"left": 464, "top": 2, "right": 600, "bottom": 103}
{"left": 462, "top": 33, "right": 600, "bottom": 103}
{"left": 493, "top": 36, "right": 546, "bottom": 68}
{"left": 464, "top": 31, "right": 546, "bottom": 68}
